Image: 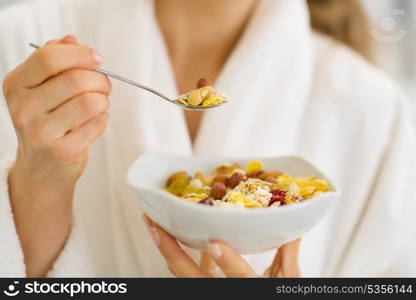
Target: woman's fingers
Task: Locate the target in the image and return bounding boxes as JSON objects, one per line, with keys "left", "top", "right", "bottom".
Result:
{"left": 207, "top": 241, "right": 257, "bottom": 278}
{"left": 280, "top": 238, "right": 301, "bottom": 277}
{"left": 55, "top": 112, "right": 109, "bottom": 161}
{"left": 269, "top": 238, "right": 301, "bottom": 278}
{"left": 42, "top": 92, "right": 109, "bottom": 139}
{"left": 44, "top": 35, "right": 78, "bottom": 47}
{"left": 60, "top": 35, "right": 79, "bottom": 45}
{"left": 32, "top": 69, "right": 111, "bottom": 113}
{"left": 143, "top": 215, "right": 211, "bottom": 278}
{"left": 199, "top": 252, "right": 217, "bottom": 274}
{"left": 15, "top": 43, "right": 103, "bottom": 88}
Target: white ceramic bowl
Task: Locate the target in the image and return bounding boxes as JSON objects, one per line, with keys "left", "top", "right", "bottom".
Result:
{"left": 127, "top": 152, "right": 339, "bottom": 254}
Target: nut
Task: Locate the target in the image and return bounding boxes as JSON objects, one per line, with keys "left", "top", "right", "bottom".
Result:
{"left": 210, "top": 183, "right": 227, "bottom": 199}
{"left": 215, "top": 163, "right": 240, "bottom": 174}
{"left": 196, "top": 78, "right": 213, "bottom": 88}
{"left": 227, "top": 172, "right": 246, "bottom": 188}
{"left": 259, "top": 171, "right": 282, "bottom": 181}
{"left": 212, "top": 174, "right": 229, "bottom": 185}
{"left": 248, "top": 170, "right": 264, "bottom": 178}
{"left": 264, "top": 176, "right": 277, "bottom": 183}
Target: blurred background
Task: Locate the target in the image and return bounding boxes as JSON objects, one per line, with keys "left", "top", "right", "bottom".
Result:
{"left": 363, "top": 0, "right": 415, "bottom": 124}
{"left": 1, "top": 0, "right": 415, "bottom": 123}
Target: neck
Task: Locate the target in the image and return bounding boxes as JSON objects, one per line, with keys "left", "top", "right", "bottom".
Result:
{"left": 155, "top": 0, "right": 258, "bottom": 91}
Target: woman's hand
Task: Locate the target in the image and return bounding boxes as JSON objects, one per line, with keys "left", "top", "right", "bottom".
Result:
{"left": 143, "top": 215, "right": 301, "bottom": 277}
{"left": 3, "top": 35, "right": 111, "bottom": 277}
{"left": 4, "top": 35, "right": 111, "bottom": 186}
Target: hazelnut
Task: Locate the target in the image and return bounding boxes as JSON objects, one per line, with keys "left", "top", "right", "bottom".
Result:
{"left": 196, "top": 78, "right": 213, "bottom": 88}
{"left": 248, "top": 170, "right": 264, "bottom": 178}
{"left": 215, "top": 163, "right": 240, "bottom": 174}
{"left": 259, "top": 171, "right": 282, "bottom": 181}
{"left": 227, "top": 172, "right": 246, "bottom": 188}
{"left": 212, "top": 174, "right": 229, "bottom": 185}
{"left": 264, "top": 176, "right": 277, "bottom": 183}
{"left": 210, "top": 183, "right": 227, "bottom": 200}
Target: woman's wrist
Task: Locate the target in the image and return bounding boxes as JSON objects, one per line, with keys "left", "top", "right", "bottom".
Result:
{"left": 8, "top": 161, "right": 75, "bottom": 277}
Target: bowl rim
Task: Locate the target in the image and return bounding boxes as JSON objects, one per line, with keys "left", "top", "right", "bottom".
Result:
{"left": 127, "top": 151, "right": 340, "bottom": 217}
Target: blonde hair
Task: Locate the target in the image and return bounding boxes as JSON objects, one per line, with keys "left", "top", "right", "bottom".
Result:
{"left": 307, "top": 0, "right": 373, "bottom": 61}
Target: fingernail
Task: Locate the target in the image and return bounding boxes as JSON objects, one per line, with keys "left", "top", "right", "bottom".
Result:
{"left": 208, "top": 243, "right": 222, "bottom": 259}
{"left": 61, "top": 35, "right": 71, "bottom": 41}
{"left": 60, "top": 35, "right": 77, "bottom": 44}
{"left": 93, "top": 50, "right": 103, "bottom": 64}
{"left": 149, "top": 227, "right": 160, "bottom": 246}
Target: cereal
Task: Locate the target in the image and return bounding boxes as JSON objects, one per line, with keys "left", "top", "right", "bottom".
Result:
{"left": 166, "top": 172, "right": 190, "bottom": 196}
{"left": 166, "top": 171, "right": 188, "bottom": 186}
{"left": 164, "top": 160, "right": 332, "bottom": 209}
{"left": 181, "top": 179, "right": 210, "bottom": 197}
{"left": 175, "top": 79, "right": 226, "bottom": 108}
{"left": 202, "top": 96, "right": 223, "bottom": 107}
{"left": 195, "top": 171, "right": 212, "bottom": 186}
{"left": 246, "top": 161, "right": 264, "bottom": 175}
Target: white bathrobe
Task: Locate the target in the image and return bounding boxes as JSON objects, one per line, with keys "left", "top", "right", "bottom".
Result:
{"left": 1, "top": 0, "right": 415, "bottom": 277}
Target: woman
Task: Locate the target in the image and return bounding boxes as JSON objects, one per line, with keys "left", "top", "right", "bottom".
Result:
{"left": 0, "top": 0, "right": 415, "bottom": 277}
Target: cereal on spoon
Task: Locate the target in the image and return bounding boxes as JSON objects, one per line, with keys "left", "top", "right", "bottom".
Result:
{"left": 164, "top": 161, "right": 331, "bottom": 209}
{"left": 175, "top": 78, "right": 227, "bottom": 108}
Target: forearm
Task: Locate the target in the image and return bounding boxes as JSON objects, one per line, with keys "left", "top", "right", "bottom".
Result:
{"left": 8, "top": 164, "right": 74, "bottom": 277}
{"left": 2, "top": 35, "right": 109, "bottom": 277}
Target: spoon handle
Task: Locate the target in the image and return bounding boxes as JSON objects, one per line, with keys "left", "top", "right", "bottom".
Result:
{"left": 29, "top": 43, "right": 172, "bottom": 102}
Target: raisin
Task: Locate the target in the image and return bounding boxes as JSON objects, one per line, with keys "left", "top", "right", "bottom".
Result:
{"left": 199, "top": 198, "right": 214, "bottom": 206}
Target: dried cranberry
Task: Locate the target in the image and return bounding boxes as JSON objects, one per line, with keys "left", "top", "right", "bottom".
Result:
{"left": 199, "top": 198, "right": 214, "bottom": 206}
{"left": 271, "top": 189, "right": 286, "bottom": 197}
{"left": 268, "top": 198, "right": 281, "bottom": 206}
{"left": 268, "top": 189, "right": 287, "bottom": 206}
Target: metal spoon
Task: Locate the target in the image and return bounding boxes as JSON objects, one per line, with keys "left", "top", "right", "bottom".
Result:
{"left": 29, "top": 43, "right": 226, "bottom": 111}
